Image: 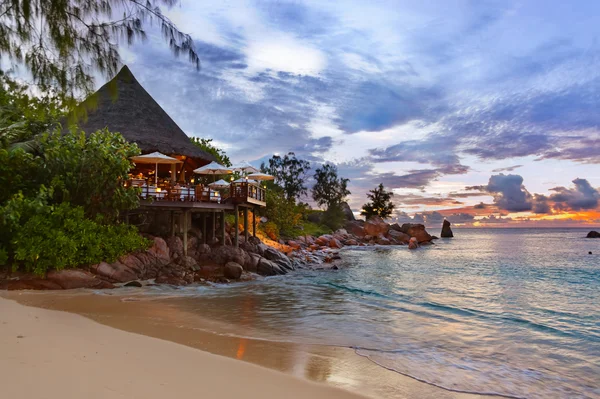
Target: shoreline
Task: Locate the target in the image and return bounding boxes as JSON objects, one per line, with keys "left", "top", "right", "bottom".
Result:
{"left": 0, "top": 295, "right": 366, "bottom": 399}
{"left": 2, "top": 289, "right": 489, "bottom": 399}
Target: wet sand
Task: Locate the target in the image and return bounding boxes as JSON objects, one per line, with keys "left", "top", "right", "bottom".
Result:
{"left": 2, "top": 290, "right": 489, "bottom": 399}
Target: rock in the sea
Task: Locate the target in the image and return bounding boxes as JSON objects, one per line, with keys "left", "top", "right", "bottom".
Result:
{"left": 263, "top": 248, "right": 294, "bottom": 272}
{"left": 224, "top": 262, "right": 243, "bottom": 280}
{"left": 90, "top": 261, "right": 139, "bottom": 283}
{"left": 388, "top": 229, "right": 410, "bottom": 244}
{"left": 586, "top": 231, "right": 600, "bottom": 238}
{"left": 257, "top": 258, "right": 284, "bottom": 276}
{"left": 377, "top": 236, "right": 391, "bottom": 245}
{"left": 408, "top": 237, "right": 419, "bottom": 250}
{"left": 401, "top": 223, "right": 432, "bottom": 243}
{"left": 441, "top": 219, "right": 454, "bottom": 238}
{"left": 46, "top": 269, "right": 115, "bottom": 289}
{"left": 364, "top": 216, "right": 390, "bottom": 237}
{"left": 345, "top": 220, "right": 366, "bottom": 238}
{"left": 329, "top": 238, "right": 343, "bottom": 249}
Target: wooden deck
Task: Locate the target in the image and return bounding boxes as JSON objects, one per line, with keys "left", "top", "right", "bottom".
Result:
{"left": 139, "top": 200, "right": 234, "bottom": 211}
{"left": 136, "top": 181, "right": 266, "bottom": 209}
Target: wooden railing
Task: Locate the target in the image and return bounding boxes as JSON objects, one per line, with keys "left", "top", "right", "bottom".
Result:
{"left": 131, "top": 181, "right": 266, "bottom": 206}
{"left": 229, "top": 182, "right": 266, "bottom": 205}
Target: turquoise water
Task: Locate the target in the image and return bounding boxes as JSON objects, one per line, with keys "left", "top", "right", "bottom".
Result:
{"left": 151, "top": 228, "right": 600, "bottom": 398}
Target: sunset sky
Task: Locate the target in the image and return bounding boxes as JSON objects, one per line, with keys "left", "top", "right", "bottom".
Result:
{"left": 115, "top": 0, "right": 599, "bottom": 227}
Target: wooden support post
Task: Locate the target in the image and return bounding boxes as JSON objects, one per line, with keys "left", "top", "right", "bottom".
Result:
{"left": 244, "top": 207, "right": 249, "bottom": 242}
{"left": 171, "top": 163, "right": 177, "bottom": 184}
{"left": 220, "top": 212, "right": 225, "bottom": 246}
{"left": 234, "top": 205, "right": 239, "bottom": 248}
{"left": 183, "top": 210, "right": 189, "bottom": 256}
{"left": 252, "top": 207, "right": 256, "bottom": 238}
{"left": 125, "top": 211, "right": 129, "bottom": 225}
{"left": 202, "top": 213, "right": 206, "bottom": 244}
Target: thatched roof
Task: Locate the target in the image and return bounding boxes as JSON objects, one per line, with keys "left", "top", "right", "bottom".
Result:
{"left": 71, "top": 65, "right": 215, "bottom": 162}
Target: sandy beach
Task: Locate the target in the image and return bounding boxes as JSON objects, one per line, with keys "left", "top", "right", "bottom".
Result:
{"left": 1, "top": 290, "right": 488, "bottom": 399}
{"left": 0, "top": 295, "right": 368, "bottom": 399}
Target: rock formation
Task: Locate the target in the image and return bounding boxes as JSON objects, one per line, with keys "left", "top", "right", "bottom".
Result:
{"left": 587, "top": 231, "right": 600, "bottom": 238}
{"left": 441, "top": 220, "right": 454, "bottom": 238}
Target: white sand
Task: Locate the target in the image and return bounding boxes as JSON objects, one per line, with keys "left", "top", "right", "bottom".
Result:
{"left": 0, "top": 297, "right": 366, "bottom": 399}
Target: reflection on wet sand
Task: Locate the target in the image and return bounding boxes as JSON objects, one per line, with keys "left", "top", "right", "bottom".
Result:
{"left": 3, "top": 290, "right": 486, "bottom": 399}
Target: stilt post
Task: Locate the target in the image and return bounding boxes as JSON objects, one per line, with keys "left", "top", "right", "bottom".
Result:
{"left": 244, "top": 207, "right": 249, "bottom": 242}
{"left": 252, "top": 207, "right": 256, "bottom": 238}
{"left": 234, "top": 205, "right": 239, "bottom": 248}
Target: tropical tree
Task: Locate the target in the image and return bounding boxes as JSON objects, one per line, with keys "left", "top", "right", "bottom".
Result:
{"left": 191, "top": 137, "right": 231, "bottom": 166}
{"left": 262, "top": 152, "right": 311, "bottom": 201}
{"left": 0, "top": 0, "right": 199, "bottom": 95}
{"left": 361, "top": 183, "right": 395, "bottom": 219}
{"left": 312, "top": 164, "right": 350, "bottom": 230}
{"left": 312, "top": 163, "right": 350, "bottom": 209}
{"left": 0, "top": 72, "right": 67, "bottom": 149}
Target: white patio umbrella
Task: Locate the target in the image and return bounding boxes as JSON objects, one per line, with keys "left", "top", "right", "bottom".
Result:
{"left": 233, "top": 177, "right": 258, "bottom": 184}
{"left": 208, "top": 179, "right": 230, "bottom": 189}
{"left": 193, "top": 161, "right": 233, "bottom": 182}
{"left": 247, "top": 172, "right": 275, "bottom": 181}
{"left": 231, "top": 160, "right": 259, "bottom": 174}
{"left": 131, "top": 151, "right": 182, "bottom": 185}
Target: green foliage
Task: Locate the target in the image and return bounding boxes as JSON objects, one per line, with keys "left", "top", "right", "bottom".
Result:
{"left": 0, "top": 0, "right": 199, "bottom": 95}
{"left": 262, "top": 221, "right": 280, "bottom": 241}
{"left": 37, "top": 128, "right": 141, "bottom": 221}
{"left": 322, "top": 202, "right": 346, "bottom": 231}
{"left": 361, "top": 183, "right": 395, "bottom": 219}
{"left": 0, "top": 72, "right": 68, "bottom": 148}
{"left": 190, "top": 137, "right": 231, "bottom": 166}
{"left": 6, "top": 200, "right": 150, "bottom": 275}
{"left": 265, "top": 189, "right": 303, "bottom": 238}
{"left": 0, "top": 148, "right": 41, "bottom": 203}
{"left": 301, "top": 220, "right": 332, "bottom": 237}
{"left": 0, "top": 79, "right": 147, "bottom": 275}
{"left": 262, "top": 152, "right": 311, "bottom": 201}
{"left": 312, "top": 163, "right": 350, "bottom": 209}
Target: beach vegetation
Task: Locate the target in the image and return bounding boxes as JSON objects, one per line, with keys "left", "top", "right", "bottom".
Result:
{"left": 0, "top": 77, "right": 148, "bottom": 274}
{"left": 261, "top": 152, "right": 311, "bottom": 201}
{"left": 361, "top": 183, "right": 395, "bottom": 220}
{"left": 312, "top": 164, "right": 350, "bottom": 230}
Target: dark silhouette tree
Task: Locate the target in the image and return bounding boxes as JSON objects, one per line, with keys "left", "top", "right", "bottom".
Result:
{"left": 361, "top": 183, "right": 395, "bottom": 219}
{"left": 262, "top": 152, "right": 311, "bottom": 201}
{"left": 312, "top": 163, "right": 350, "bottom": 230}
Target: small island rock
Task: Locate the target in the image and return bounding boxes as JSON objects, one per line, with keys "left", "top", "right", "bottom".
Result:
{"left": 586, "top": 231, "right": 600, "bottom": 238}
{"left": 441, "top": 220, "right": 454, "bottom": 238}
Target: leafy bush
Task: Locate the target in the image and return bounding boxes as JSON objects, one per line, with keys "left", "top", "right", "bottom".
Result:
{"left": 322, "top": 202, "right": 346, "bottom": 231}
{"left": 9, "top": 201, "right": 150, "bottom": 275}
{"left": 265, "top": 190, "right": 302, "bottom": 238}
{"left": 0, "top": 148, "right": 41, "bottom": 203}
{"left": 37, "top": 128, "right": 141, "bottom": 221}
{"left": 263, "top": 221, "right": 280, "bottom": 241}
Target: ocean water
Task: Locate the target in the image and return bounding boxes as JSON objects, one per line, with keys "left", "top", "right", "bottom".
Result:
{"left": 146, "top": 228, "right": 600, "bottom": 398}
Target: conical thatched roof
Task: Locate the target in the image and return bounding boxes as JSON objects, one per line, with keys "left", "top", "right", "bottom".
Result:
{"left": 71, "top": 65, "right": 215, "bottom": 162}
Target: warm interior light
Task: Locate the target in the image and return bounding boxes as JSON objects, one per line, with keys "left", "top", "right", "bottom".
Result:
{"left": 156, "top": 187, "right": 162, "bottom": 192}
{"left": 191, "top": 178, "right": 195, "bottom": 183}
